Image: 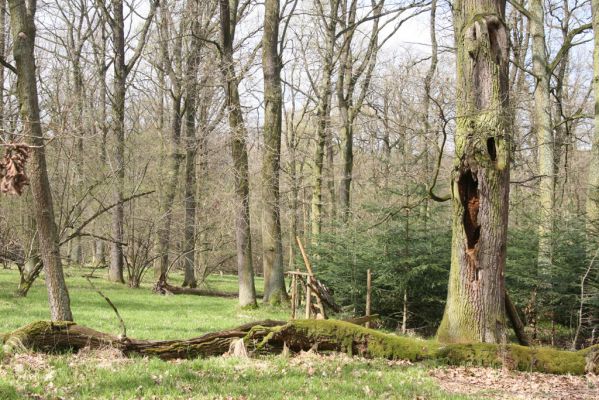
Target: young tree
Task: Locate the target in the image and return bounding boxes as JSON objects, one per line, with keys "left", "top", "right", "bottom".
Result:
{"left": 437, "top": 0, "right": 511, "bottom": 343}
{"left": 8, "top": 0, "right": 73, "bottom": 321}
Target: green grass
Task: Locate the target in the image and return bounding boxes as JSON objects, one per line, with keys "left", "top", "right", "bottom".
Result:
{"left": 0, "top": 268, "right": 288, "bottom": 339}
{"left": 0, "top": 268, "right": 476, "bottom": 399}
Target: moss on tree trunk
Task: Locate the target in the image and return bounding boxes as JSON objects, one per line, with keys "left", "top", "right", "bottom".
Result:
{"left": 438, "top": 0, "right": 511, "bottom": 344}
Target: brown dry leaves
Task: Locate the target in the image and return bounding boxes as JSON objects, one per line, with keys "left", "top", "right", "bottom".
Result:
{"left": 0, "top": 144, "right": 30, "bottom": 195}
{"left": 430, "top": 366, "right": 599, "bottom": 399}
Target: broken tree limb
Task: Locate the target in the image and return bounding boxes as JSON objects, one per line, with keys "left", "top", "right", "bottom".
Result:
{"left": 294, "top": 237, "right": 341, "bottom": 313}
{"left": 86, "top": 277, "right": 127, "bottom": 338}
{"left": 2, "top": 319, "right": 597, "bottom": 375}
{"left": 505, "top": 292, "right": 530, "bottom": 346}
{"left": 343, "top": 314, "right": 380, "bottom": 326}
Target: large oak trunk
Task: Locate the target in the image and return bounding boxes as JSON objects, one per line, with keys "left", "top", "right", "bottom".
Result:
{"left": 437, "top": 0, "right": 511, "bottom": 343}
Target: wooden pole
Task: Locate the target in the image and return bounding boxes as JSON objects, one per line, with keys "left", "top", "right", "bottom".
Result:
{"left": 305, "top": 279, "right": 312, "bottom": 319}
{"left": 290, "top": 273, "right": 297, "bottom": 319}
{"left": 366, "top": 269, "right": 372, "bottom": 328}
{"left": 296, "top": 236, "right": 314, "bottom": 275}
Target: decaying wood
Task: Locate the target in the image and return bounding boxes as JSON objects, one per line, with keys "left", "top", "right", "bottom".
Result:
{"left": 2, "top": 320, "right": 281, "bottom": 360}
{"left": 505, "top": 292, "right": 530, "bottom": 346}
{"left": 343, "top": 314, "right": 380, "bottom": 326}
{"left": 3, "top": 319, "right": 596, "bottom": 375}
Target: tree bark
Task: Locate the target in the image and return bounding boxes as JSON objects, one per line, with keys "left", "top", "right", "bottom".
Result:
{"left": 530, "top": 0, "right": 554, "bottom": 282}
{"left": 587, "top": 0, "right": 599, "bottom": 249}
{"left": 156, "top": 3, "right": 184, "bottom": 282}
{"left": 437, "top": 0, "right": 510, "bottom": 343}
{"left": 8, "top": 0, "right": 73, "bottom": 321}
{"left": 310, "top": 0, "right": 340, "bottom": 242}
{"left": 261, "top": 0, "right": 287, "bottom": 304}
{"left": 108, "top": 0, "right": 126, "bottom": 283}
{"left": 181, "top": 0, "right": 202, "bottom": 289}
{"left": 218, "top": 0, "right": 256, "bottom": 308}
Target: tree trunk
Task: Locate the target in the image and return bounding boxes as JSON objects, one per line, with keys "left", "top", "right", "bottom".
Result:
{"left": 530, "top": 0, "right": 554, "bottom": 283}
{"left": 156, "top": 4, "right": 185, "bottom": 282}
{"left": 181, "top": 0, "right": 201, "bottom": 289}
{"left": 8, "top": 0, "right": 73, "bottom": 321}
{"left": 109, "top": 0, "right": 126, "bottom": 284}
{"left": 261, "top": 0, "right": 287, "bottom": 304}
{"left": 219, "top": 0, "right": 256, "bottom": 308}
{"left": 587, "top": 0, "right": 599, "bottom": 249}
{"left": 310, "top": 0, "right": 340, "bottom": 242}
{"left": 437, "top": 0, "right": 510, "bottom": 343}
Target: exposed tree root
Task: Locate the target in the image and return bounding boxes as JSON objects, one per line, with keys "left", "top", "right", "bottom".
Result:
{"left": 2, "top": 319, "right": 597, "bottom": 375}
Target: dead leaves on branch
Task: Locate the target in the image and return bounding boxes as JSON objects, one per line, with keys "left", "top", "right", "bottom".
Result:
{"left": 0, "top": 144, "right": 30, "bottom": 195}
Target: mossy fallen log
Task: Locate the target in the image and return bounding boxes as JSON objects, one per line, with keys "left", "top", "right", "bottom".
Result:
{"left": 1, "top": 320, "right": 281, "bottom": 360}
{"left": 2, "top": 319, "right": 597, "bottom": 375}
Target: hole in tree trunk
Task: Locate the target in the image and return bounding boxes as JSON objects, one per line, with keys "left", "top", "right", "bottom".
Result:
{"left": 487, "top": 137, "right": 497, "bottom": 161}
{"left": 458, "top": 170, "right": 480, "bottom": 249}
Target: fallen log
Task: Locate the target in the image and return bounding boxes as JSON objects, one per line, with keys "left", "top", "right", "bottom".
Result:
{"left": 2, "top": 319, "right": 597, "bottom": 375}
{"left": 1, "top": 320, "right": 281, "bottom": 360}
{"left": 153, "top": 280, "right": 244, "bottom": 298}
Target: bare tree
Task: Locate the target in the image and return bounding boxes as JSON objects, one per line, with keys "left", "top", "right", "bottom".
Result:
{"left": 97, "top": 0, "right": 157, "bottom": 283}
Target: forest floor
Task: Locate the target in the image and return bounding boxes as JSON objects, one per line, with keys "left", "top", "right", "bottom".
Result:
{"left": 0, "top": 268, "right": 597, "bottom": 399}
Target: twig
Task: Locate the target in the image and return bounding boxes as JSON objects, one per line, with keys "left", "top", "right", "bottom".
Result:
{"left": 86, "top": 277, "right": 127, "bottom": 339}
{"left": 60, "top": 190, "right": 155, "bottom": 246}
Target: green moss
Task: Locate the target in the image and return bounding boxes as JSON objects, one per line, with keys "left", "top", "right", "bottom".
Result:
{"left": 434, "top": 342, "right": 586, "bottom": 375}
{"left": 529, "top": 346, "right": 584, "bottom": 375}
{"left": 435, "top": 343, "right": 502, "bottom": 368}
{"left": 577, "top": 343, "right": 599, "bottom": 356}
{"left": 240, "top": 303, "right": 259, "bottom": 311}
{"left": 276, "top": 320, "right": 589, "bottom": 375}
{"left": 2, "top": 321, "right": 75, "bottom": 353}
{"left": 266, "top": 289, "right": 288, "bottom": 306}
{"left": 282, "top": 320, "right": 434, "bottom": 361}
